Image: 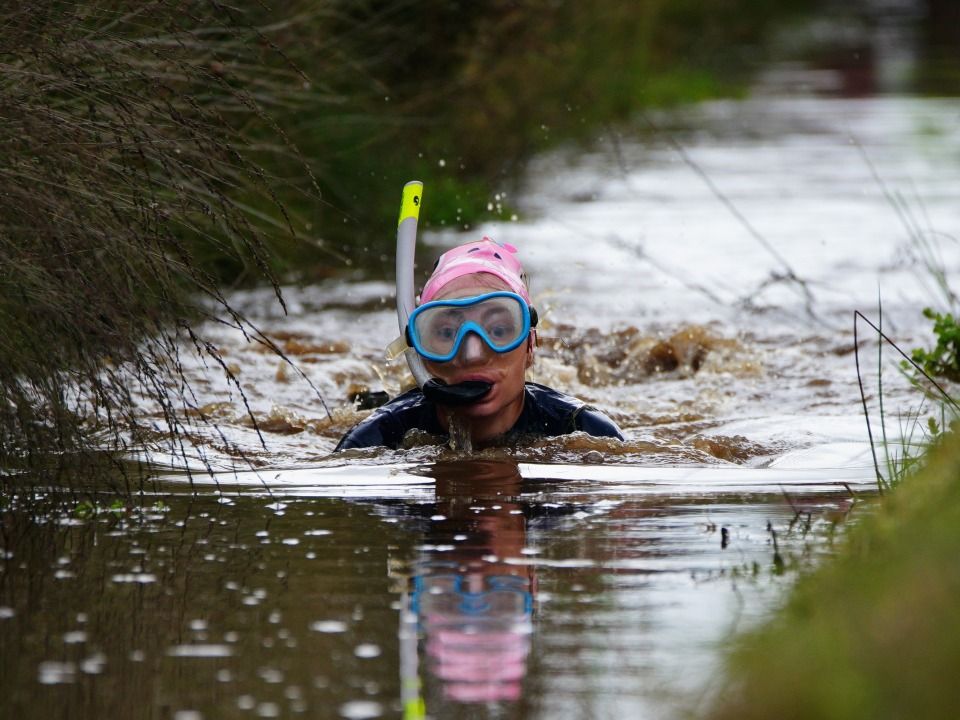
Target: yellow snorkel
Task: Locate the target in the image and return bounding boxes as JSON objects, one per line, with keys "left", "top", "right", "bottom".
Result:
{"left": 393, "top": 182, "right": 491, "bottom": 405}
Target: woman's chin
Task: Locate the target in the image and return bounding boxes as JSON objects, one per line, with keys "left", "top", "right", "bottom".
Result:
{"left": 452, "top": 394, "right": 500, "bottom": 419}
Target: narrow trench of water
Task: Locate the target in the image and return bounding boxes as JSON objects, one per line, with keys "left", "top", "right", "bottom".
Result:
{"left": 4, "top": 7, "right": 960, "bottom": 716}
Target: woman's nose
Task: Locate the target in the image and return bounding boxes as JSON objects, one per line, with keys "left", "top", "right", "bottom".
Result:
{"left": 457, "top": 333, "right": 486, "bottom": 364}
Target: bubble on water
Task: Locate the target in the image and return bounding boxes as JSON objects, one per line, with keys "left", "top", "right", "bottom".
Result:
{"left": 353, "top": 644, "right": 380, "bottom": 659}
{"left": 282, "top": 538, "right": 300, "bottom": 546}
{"left": 255, "top": 530, "right": 270, "bottom": 538}
{"left": 167, "top": 644, "right": 233, "bottom": 658}
{"left": 257, "top": 702, "right": 280, "bottom": 718}
{"left": 55, "top": 570, "right": 75, "bottom": 580}
{"left": 339, "top": 700, "right": 383, "bottom": 719}
{"left": 190, "top": 619, "right": 208, "bottom": 631}
{"left": 111, "top": 573, "right": 157, "bottom": 583}
{"left": 309, "top": 620, "right": 347, "bottom": 633}
{"left": 258, "top": 667, "right": 284, "bottom": 684}
{"left": 63, "top": 631, "right": 87, "bottom": 644}
{"left": 81, "top": 653, "right": 106, "bottom": 674}
{"left": 38, "top": 661, "right": 76, "bottom": 684}
{"left": 437, "top": 159, "right": 446, "bottom": 167}
{"left": 237, "top": 695, "right": 256, "bottom": 710}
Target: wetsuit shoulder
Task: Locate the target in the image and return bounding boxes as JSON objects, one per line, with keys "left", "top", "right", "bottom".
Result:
{"left": 573, "top": 406, "right": 626, "bottom": 440}
{"left": 519, "top": 383, "right": 625, "bottom": 440}
{"left": 335, "top": 388, "right": 436, "bottom": 451}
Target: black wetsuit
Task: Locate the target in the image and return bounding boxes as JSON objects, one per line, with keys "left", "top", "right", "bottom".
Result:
{"left": 336, "top": 382, "right": 624, "bottom": 451}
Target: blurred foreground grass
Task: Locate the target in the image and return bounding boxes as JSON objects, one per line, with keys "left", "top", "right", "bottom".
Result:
{"left": 710, "top": 430, "right": 960, "bottom": 720}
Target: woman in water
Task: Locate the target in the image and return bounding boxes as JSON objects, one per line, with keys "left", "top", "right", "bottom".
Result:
{"left": 336, "top": 237, "right": 624, "bottom": 450}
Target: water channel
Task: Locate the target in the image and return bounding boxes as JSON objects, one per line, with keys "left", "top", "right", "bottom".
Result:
{"left": 3, "top": 12, "right": 960, "bottom": 719}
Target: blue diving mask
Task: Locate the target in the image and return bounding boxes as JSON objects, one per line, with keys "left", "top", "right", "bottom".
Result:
{"left": 405, "top": 291, "right": 537, "bottom": 363}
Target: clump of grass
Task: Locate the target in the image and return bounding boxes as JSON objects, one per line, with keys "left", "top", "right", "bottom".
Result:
{"left": 854, "top": 310, "right": 960, "bottom": 492}
{"left": 0, "top": 1, "right": 325, "bottom": 484}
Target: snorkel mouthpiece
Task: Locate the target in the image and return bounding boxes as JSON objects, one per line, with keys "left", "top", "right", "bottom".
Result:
{"left": 395, "top": 181, "right": 492, "bottom": 405}
{"left": 422, "top": 378, "right": 491, "bottom": 405}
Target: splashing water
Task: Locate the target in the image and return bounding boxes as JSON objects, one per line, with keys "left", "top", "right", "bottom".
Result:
{"left": 445, "top": 410, "right": 474, "bottom": 455}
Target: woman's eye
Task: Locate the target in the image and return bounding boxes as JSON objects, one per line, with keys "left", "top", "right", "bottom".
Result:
{"left": 432, "top": 325, "right": 457, "bottom": 340}
{"left": 489, "top": 323, "right": 515, "bottom": 339}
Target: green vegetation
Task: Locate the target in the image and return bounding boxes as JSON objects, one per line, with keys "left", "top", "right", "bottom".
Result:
{"left": 908, "top": 307, "right": 960, "bottom": 382}
{"left": 709, "top": 428, "right": 960, "bottom": 720}
{"left": 713, "top": 301, "right": 960, "bottom": 718}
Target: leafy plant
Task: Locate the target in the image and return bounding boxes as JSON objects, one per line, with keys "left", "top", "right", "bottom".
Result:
{"left": 907, "top": 307, "right": 960, "bottom": 382}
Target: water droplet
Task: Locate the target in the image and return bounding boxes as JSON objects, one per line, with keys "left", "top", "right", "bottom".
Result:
{"left": 63, "top": 631, "right": 87, "bottom": 644}
{"left": 310, "top": 620, "right": 347, "bottom": 633}
{"left": 38, "top": 661, "right": 76, "bottom": 684}
{"left": 339, "top": 700, "right": 383, "bottom": 719}
{"left": 173, "top": 711, "right": 203, "bottom": 720}
{"left": 353, "top": 644, "right": 380, "bottom": 659}
{"left": 257, "top": 702, "right": 280, "bottom": 718}
{"left": 81, "top": 653, "right": 106, "bottom": 674}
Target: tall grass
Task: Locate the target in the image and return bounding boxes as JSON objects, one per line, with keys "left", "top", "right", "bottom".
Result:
{"left": 0, "top": 1, "right": 327, "bottom": 483}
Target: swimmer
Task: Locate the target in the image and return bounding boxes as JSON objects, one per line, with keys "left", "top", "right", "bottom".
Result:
{"left": 336, "top": 184, "right": 623, "bottom": 450}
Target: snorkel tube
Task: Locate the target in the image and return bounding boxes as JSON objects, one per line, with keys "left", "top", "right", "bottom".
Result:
{"left": 396, "top": 181, "right": 491, "bottom": 405}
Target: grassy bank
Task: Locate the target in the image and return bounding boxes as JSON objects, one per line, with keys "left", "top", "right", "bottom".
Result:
{"left": 709, "top": 429, "right": 960, "bottom": 719}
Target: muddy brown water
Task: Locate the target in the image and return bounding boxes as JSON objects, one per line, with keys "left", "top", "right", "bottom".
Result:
{"left": 1, "top": 459, "right": 869, "bottom": 719}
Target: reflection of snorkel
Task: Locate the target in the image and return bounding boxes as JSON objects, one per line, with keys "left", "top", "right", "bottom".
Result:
{"left": 397, "top": 460, "right": 534, "bottom": 714}
{"left": 395, "top": 181, "right": 491, "bottom": 405}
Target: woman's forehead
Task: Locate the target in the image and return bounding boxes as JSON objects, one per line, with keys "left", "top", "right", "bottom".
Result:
{"left": 431, "top": 273, "right": 510, "bottom": 300}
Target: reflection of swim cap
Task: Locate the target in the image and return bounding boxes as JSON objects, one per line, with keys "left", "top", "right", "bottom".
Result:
{"left": 421, "top": 237, "right": 530, "bottom": 304}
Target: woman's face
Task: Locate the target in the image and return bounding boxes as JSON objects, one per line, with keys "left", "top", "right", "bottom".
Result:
{"left": 422, "top": 274, "right": 532, "bottom": 422}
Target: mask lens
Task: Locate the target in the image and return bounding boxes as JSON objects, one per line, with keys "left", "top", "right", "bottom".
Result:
{"left": 411, "top": 294, "right": 527, "bottom": 360}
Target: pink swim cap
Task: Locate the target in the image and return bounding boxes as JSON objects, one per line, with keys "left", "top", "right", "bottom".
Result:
{"left": 421, "top": 237, "right": 530, "bottom": 304}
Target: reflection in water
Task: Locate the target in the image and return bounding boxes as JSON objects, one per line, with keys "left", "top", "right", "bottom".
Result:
{"left": 0, "top": 463, "right": 870, "bottom": 719}
{"left": 403, "top": 461, "right": 534, "bottom": 712}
